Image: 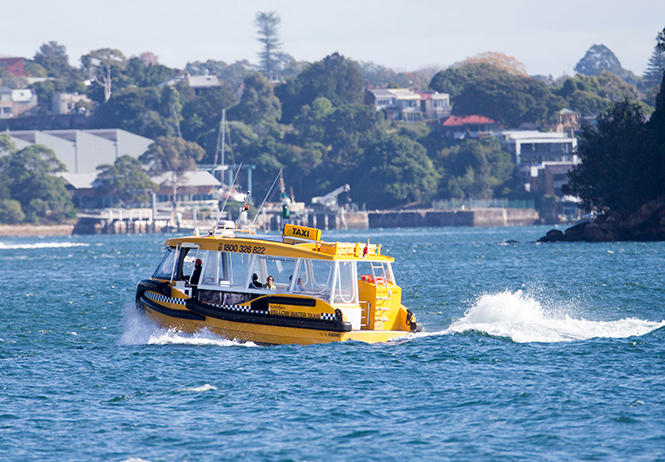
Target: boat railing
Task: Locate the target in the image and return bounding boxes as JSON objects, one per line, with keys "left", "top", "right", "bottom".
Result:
{"left": 317, "top": 242, "right": 381, "bottom": 258}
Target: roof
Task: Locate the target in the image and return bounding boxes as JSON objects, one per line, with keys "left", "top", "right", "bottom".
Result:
{"left": 368, "top": 88, "right": 420, "bottom": 100}
{"left": 56, "top": 172, "right": 99, "bottom": 189}
{"left": 152, "top": 170, "right": 222, "bottom": 188}
{"left": 443, "top": 115, "right": 498, "bottom": 126}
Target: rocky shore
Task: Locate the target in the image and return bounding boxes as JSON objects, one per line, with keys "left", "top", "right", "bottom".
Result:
{"left": 539, "top": 199, "right": 665, "bottom": 242}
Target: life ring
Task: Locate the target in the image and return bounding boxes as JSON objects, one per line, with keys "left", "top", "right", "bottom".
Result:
{"left": 360, "top": 275, "right": 385, "bottom": 285}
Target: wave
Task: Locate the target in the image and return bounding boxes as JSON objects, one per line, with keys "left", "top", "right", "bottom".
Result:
{"left": 119, "top": 303, "right": 257, "bottom": 347}
{"left": 441, "top": 290, "right": 665, "bottom": 343}
{"left": 0, "top": 242, "right": 89, "bottom": 250}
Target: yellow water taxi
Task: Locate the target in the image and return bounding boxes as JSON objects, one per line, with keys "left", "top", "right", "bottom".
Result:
{"left": 136, "top": 221, "right": 422, "bottom": 345}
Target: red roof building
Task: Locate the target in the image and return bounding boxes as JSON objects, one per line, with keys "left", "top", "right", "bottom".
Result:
{"left": 0, "top": 56, "right": 25, "bottom": 77}
{"left": 442, "top": 115, "right": 501, "bottom": 139}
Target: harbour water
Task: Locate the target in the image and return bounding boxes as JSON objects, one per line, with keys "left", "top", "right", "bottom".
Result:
{"left": 1, "top": 226, "right": 664, "bottom": 461}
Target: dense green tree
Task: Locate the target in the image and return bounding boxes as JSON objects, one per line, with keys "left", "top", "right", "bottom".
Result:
{"left": 33, "top": 41, "right": 78, "bottom": 81}
{"left": 180, "top": 84, "right": 238, "bottom": 161}
{"left": 139, "top": 136, "right": 205, "bottom": 209}
{"left": 435, "top": 138, "right": 514, "bottom": 200}
{"left": 643, "top": 48, "right": 665, "bottom": 90}
{"left": 354, "top": 134, "right": 439, "bottom": 209}
{"left": 564, "top": 100, "right": 657, "bottom": 214}
{"left": 555, "top": 72, "right": 640, "bottom": 115}
{"left": 23, "top": 60, "right": 47, "bottom": 78}
{"left": 275, "top": 53, "right": 363, "bottom": 123}
{"left": 322, "top": 103, "right": 385, "bottom": 167}
{"left": 124, "top": 57, "right": 175, "bottom": 87}
{"left": 0, "top": 199, "right": 25, "bottom": 224}
{"left": 1, "top": 145, "right": 76, "bottom": 224}
{"left": 255, "top": 11, "right": 282, "bottom": 80}
{"left": 431, "top": 63, "right": 565, "bottom": 126}
{"left": 292, "top": 97, "right": 334, "bottom": 144}
{"left": 574, "top": 44, "right": 638, "bottom": 86}
{"left": 453, "top": 70, "right": 565, "bottom": 127}
{"left": 94, "top": 86, "right": 179, "bottom": 139}
{"left": 96, "top": 155, "right": 157, "bottom": 206}
{"left": 227, "top": 72, "right": 281, "bottom": 127}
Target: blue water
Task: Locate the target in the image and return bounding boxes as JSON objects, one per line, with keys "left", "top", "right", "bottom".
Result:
{"left": 1, "top": 226, "right": 665, "bottom": 461}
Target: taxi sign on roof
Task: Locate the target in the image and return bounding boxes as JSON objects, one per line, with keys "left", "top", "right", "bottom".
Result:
{"left": 283, "top": 224, "right": 321, "bottom": 241}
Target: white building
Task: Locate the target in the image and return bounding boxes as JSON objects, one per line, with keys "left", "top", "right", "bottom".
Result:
{"left": 5, "top": 129, "right": 153, "bottom": 174}
{"left": 365, "top": 88, "right": 451, "bottom": 124}
{"left": 0, "top": 87, "right": 38, "bottom": 118}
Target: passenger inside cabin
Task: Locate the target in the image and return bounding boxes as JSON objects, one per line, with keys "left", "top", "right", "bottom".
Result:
{"left": 265, "top": 276, "right": 276, "bottom": 290}
{"left": 250, "top": 273, "right": 262, "bottom": 289}
{"left": 189, "top": 259, "right": 202, "bottom": 285}
{"left": 294, "top": 278, "right": 306, "bottom": 292}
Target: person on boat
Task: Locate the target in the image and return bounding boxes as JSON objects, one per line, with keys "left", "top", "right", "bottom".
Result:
{"left": 250, "top": 273, "right": 262, "bottom": 289}
{"left": 294, "top": 277, "right": 306, "bottom": 292}
{"left": 265, "top": 276, "right": 276, "bottom": 290}
{"left": 190, "top": 259, "right": 202, "bottom": 285}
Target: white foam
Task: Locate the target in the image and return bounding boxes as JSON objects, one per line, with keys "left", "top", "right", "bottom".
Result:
{"left": 442, "top": 290, "right": 665, "bottom": 343}
{"left": 179, "top": 384, "right": 217, "bottom": 393}
{"left": 0, "top": 242, "right": 88, "bottom": 250}
{"left": 119, "top": 303, "right": 257, "bottom": 347}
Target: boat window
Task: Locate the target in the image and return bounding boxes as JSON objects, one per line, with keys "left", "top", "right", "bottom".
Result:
{"left": 153, "top": 247, "right": 178, "bottom": 280}
{"left": 332, "top": 261, "right": 358, "bottom": 305}
{"left": 181, "top": 249, "right": 198, "bottom": 281}
{"left": 250, "top": 255, "right": 297, "bottom": 290}
{"left": 292, "top": 259, "right": 334, "bottom": 300}
{"left": 200, "top": 251, "right": 251, "bottom": 289}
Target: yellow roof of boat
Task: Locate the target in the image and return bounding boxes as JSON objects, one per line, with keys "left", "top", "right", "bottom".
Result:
{"left": 162, "top": 224, "right": 392, "bottom": 262}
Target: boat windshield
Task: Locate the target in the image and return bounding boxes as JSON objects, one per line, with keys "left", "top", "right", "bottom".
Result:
{"left": 291, "top": 259, "right": 334, "bottom": 300}
{"left": 153, "top": 247, "right": 178, "bottom": 280}
{"left": 199, "top": 251, "right": 252, "bottom": 289}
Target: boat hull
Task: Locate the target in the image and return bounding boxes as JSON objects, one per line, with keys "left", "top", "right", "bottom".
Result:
{"left": 136, "top": 292, "right": 414, "bottom": 346}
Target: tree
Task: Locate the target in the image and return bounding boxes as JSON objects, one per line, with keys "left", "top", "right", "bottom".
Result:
{"left": 139, "top": 136, "right": 205, "bottom": 211}
{"left": 275, "top": 52, "right": 364, "bottom": 123}
{"left": 643, "top": 48, "right": 665, "bottom": 89}
{"left": 1, "top": 145, "right": 76, "bottom": 224}
{"left": 435, "top": 138, "right": 514, "bottom": 200}
{"left": 564, "top": 100, "right": 657, "bottom": 214}
{"left": 450, "top": 67, "right": 565, "bottom": 127}
{"left": 180, "top": 84, "right": 239, "bottom": 161}
{"left": 574, "top": 44, "right": 638, "bottom": 86}
{"left": 96, "top": 155, "right": 157, "bottom": 206}
{"left": 124, "top": 56, "right": 175, "bottom": 88}
{"left": 94, "top": 86, "right": 179, "bottom": 139}
{"left": 33, "top": 41, "right": 77, "bottom": 80}
{"left": 227, "top": 72, "right": 281, "bottom": 127}
{"left": 354, "top": 134, "right": 439, "bottom": 209}
{"left": 255, "top": 11, "right": 282, "bottom": 80}
{"left": 81, "top": 48, "right": 127, "bottom": 102}
{"left": 458, "top": 51, "right": 528, "bottom": 76}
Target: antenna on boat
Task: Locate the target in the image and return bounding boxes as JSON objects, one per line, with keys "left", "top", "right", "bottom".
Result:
{"left": 219, "top": 162, "right": 243, "bottom": 219}
{"left": 251, "top": 168, "right": 283, "bottom": 228}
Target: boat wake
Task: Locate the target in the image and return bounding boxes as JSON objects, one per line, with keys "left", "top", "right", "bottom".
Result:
{"left": 119, "top": 303, "right": 258, "bottom": 347}
{"left": 0, "top": 242, "right": 88, "bottom": 250}
{"left": 439, "top": 290, "right": 665, "bottom": 343}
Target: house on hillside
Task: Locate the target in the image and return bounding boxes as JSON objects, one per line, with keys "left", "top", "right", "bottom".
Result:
{"left": 365, "top": 88, "right": 451, "bottom": 124}
{"left": 0, "top": 55, "right": 25, "bottom": 76}
{"left": 441, "top": 115, "right": 502, "bottom": 139}
{"left": 51, "top": 93, "right": 93, "bottom": 115}
{"left": 0, "top": 87, "right": 38, "bottom": 118}
{"left": 498, "top": 130, "right": 579, "bottom": 192}
{"left": 159, "top": 72, "right": 222, "bottom": 94}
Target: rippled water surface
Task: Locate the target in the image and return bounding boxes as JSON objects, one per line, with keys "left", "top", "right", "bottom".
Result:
{"left": 1, "top": 226, "right": 665, "bottom": 461}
